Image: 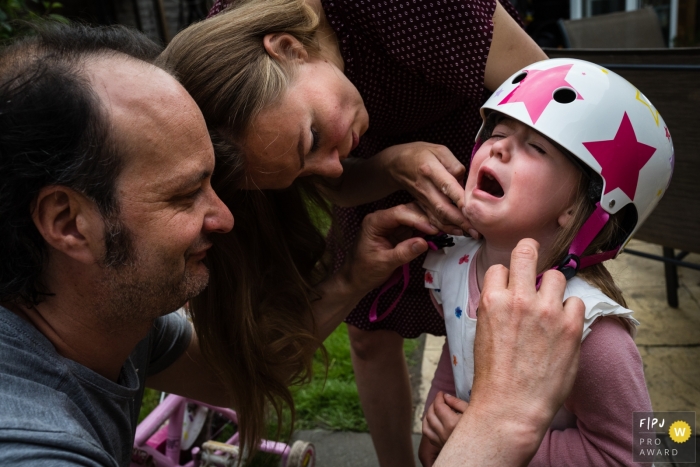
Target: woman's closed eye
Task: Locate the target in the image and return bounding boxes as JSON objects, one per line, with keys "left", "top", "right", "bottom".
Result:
{"left": 310, "top": 128, "right": 320, "bottom": 153}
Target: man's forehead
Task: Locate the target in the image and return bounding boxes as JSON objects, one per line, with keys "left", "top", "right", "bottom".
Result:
{"left": 85, "top": 56, "right": 213, "bottom": 190}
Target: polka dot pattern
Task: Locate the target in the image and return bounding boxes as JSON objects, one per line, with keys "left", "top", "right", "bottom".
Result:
{"left": 208, "top": 0, "right": 523, "bottom": 339}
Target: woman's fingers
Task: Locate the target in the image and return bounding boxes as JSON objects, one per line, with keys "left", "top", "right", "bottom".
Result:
{"left": 345, "top": 204, "right": 438, "bottom": 295}
{"left": 416, "top": 163, "right": 470, "bottom": 234}
{"left": 383, "top": 141, "right": 472, "bottom": 233}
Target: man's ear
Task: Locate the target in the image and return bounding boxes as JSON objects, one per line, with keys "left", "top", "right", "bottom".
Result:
{"left": 31, "top": 186, "right": 104, "bottom": 264}
{"left": 263, "top": 33, "right": 308, "bottom": 63}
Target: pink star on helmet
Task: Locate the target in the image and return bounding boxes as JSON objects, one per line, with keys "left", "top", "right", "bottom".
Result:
{"left": 499, "top": 64, "right": 583, "bottom": 124}
{"left": 582, "top": 113, "right": 656, "bottom": 200}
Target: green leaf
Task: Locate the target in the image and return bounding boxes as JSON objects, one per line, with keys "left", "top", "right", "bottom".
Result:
{"left": 51, "top": 2, "right": 62, "bottom": 8}
{"left": 48, "top": 13, "right": 67, "bottom": 23}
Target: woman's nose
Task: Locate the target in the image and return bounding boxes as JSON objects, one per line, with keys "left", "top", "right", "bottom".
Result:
{"left": 310, "top": 149, "right": 344, "bottom": 179}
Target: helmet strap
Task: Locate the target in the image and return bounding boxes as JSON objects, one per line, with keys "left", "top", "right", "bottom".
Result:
{"left": 536, "top": 203, "right": 620, "bottom": 288}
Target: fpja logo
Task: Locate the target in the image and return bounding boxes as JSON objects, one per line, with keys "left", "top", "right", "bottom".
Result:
{"left": 634, "top": 411, "right": 695, "bottom": 463}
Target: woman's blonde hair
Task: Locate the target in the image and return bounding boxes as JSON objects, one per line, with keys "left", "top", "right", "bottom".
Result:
{"left": 157, "top": 0, "right": 330, "bottom": 457}
{"left": 159, "top": 0, "right": 320, "bottom": 150}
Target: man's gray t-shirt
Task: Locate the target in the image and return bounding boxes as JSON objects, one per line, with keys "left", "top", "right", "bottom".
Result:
{"left": 0, "top": 306, "right": 192, "bottom": 466}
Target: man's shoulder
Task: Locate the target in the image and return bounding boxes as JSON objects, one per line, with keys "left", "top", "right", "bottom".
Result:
{"left": 0, "top": 310, "right": 91, "bottom": 439}
{"left": 0, "top": 307, "right": 125, "bottom": 466}
{"left": 0, "top": 306, "right": 69, "bottom": 388}
{"left": 0, "top": 373, "right": 111, "bottom": 465}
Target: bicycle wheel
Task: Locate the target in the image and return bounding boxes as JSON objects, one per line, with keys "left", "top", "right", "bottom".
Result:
{"left": 286, "top": 440, "right": 315, "bottom": 467}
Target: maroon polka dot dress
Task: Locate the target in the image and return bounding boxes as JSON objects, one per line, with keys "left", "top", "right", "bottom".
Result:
{"left": 208, "top": 0, "right": 522, "bottom": 338}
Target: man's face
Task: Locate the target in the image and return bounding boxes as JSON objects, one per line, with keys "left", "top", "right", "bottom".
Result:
{"left": 89, "top": 58, "right": 234, "bottom": 324}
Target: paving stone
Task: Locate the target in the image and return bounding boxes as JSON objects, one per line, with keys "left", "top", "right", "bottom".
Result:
{"left": 638, "top": 346, "right": 700, "bottom": 413}
{"left": 625, "top": 286, "right": 700, "bottom": 346}
{"left": 290, "top": 430, "right": 422, "bottom": 467}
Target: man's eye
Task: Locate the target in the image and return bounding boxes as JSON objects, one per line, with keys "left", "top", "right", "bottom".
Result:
{"left": 490, "top": 133, "right": 505, "bottom": 140}
{"left": 530, "top": 144, "right": 546, "bottom": 154}
{"left": 183, "top": 188, "right": 201, "bottom": 200}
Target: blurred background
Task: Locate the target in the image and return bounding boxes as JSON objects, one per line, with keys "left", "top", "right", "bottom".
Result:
{"left": 2, "top": 0, "right": 699, "bottom": 47}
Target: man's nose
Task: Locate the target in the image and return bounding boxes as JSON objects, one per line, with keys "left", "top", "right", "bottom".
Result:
{"left": 204, "top": 189, "right": 234, "bottom": 234}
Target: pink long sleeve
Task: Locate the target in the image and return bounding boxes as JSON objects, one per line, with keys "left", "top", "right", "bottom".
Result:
{"left": 529, "top": 317, "right": 652, "bottom": 467}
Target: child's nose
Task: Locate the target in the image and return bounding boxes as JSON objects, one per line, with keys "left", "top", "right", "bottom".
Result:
{"left": 490, "top": 137, "right": 512, "bottom": 162}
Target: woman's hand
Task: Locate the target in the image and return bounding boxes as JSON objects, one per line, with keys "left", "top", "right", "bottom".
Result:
{"left": 377, "top": 142, "right": 474, "bottom": 236}
{"left": 313, "top": 203, "right": 438, "bottom": 341}
{"left": 341, "top": 202, "right": 438, "bottom": 296}
{"left": 423, "top": 392, "right": 468, "bottom": 448}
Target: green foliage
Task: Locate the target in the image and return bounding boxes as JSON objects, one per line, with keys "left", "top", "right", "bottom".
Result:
{"left": 290, "top": 323, "right": 421, "bottom": 432}
{"left": 138, "top": 388, "right": 162, "bottom": 423}
{"left": 0, "top": 0, "right": 67, "bottom": 41}
{"left": 290, "top": 324, "right": 367, "bottom": 431}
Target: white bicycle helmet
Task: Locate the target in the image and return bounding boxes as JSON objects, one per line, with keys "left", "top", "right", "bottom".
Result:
{"left": 478, "top": 58, "right": 674, "bottom": 276}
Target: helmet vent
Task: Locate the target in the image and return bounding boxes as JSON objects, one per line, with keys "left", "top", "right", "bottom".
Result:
{"left": 553, "top": 88, "right": 577, "bottom": 104}
{"left": 512, "top": 72, "right": 527, "bottom": 84}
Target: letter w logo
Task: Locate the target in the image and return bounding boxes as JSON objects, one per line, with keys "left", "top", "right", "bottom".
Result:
{"left": 674, "top": 427, "right": 686, "bottom": 437}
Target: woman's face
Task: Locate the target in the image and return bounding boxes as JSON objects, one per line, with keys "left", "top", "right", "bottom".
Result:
{"left": 241, "top": 58, "right": 369, "bottom": 189}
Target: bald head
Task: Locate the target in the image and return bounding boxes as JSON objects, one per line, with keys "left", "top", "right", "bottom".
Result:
{"left": 87, "top": 56, "right": 211, "bottom": 172}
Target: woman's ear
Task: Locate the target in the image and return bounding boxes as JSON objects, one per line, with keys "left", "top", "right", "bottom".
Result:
{"left": 263, "top": 33, "right": 308, "bottom": 63}
{"left": 31, "top": 186, "right": 105, "bottom": 265}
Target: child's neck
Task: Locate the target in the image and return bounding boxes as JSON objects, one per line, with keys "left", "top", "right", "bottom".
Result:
{"left": 475, "top": 235, "right": 555, "bottom": 291}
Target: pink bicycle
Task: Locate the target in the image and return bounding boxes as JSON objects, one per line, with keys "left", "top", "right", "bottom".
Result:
{"left": 131, "top": 393, "right": 315, "bottom": 467}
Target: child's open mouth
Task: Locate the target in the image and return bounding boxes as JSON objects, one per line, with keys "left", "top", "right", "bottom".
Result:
{"left": 477, "top": 171, "right": 504, "bottom": 198}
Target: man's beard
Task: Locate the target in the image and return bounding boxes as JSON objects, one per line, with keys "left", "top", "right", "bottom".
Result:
{"left": 95, "top": 214, "right": 210, "bottom": 328}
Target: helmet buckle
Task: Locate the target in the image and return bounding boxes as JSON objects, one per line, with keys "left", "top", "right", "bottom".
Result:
{"left": 557, "top": 253, "right": 581, "bottom": 280}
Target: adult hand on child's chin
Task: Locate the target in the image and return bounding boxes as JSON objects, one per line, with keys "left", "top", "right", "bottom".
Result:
{"left": 340, "top": 202, "right": 438, "bottom": 297}
{"left": 377, "top": 142, "right": 476, "bottom": 237}
{"left": 434, "top": 239, "right": 585, "bottom": 466}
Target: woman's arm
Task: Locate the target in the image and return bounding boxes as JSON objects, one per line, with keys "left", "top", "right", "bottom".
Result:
{"left": 484, "top": 2, "right": 548, "bottom": 91}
